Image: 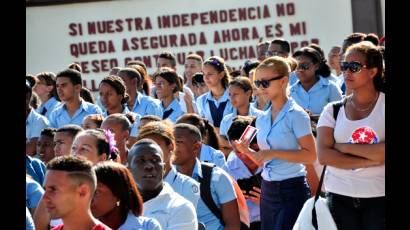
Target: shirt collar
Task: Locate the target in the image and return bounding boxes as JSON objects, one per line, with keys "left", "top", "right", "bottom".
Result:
{"left": 266, "top": 98, "right": 296, "bottom": 127}
{"left": 192, "top": 158, "right": 202, "bottom": 179}
{"left": 205, "top": 89, "right": 229, "bottom": 103}
{"left": 162, "top": 98, "right": 179, "bottom": 111}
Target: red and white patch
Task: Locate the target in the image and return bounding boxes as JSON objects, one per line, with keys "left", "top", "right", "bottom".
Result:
{"left": 349, "top": 126, "right": 379, "bottom": 144}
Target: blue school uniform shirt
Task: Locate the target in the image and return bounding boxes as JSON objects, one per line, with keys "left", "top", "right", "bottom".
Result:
{"left": 196, "top": 90, "right": 234, "bottom": 127}
{"left": 164, "top": 165, "right": 200, "bottom": 208}
{"left": 48, "top": 99, "right": 102, "bottom": 128}
{"left": 161, "top": 98, "right": 185, "bottom": 123}
{"left": 189, "top": 158, "right": 237, "bottom": 230}
{"left": 26, "top": 109, "right": 49, "bottom": 140}
{"left": 26, "top": 155, "right": 46, "bottom": 186}
{"left": 289, "top": 71, "right": 298, "bottom": 86}
{"left": 290, "top": 76, "right": 342, "bottom": 115}
{"left": 118, "top": 212, "right": 162, "bottom": 230}
{"left": 219, "top": 106, "right": 263, "bottom": 137}
{"left": 126, "top": 93, "right": 162, "bottom": 117}
{"left": 36, "top": 97, "right": 60, "bottom": 120}
{"left": 226, "top": 151, "right": 262, "bottom": 223}
{"left": 199, "top": 144, "right": 227, "bottom": 170}
{"left": 26, "top": 176, "right": 44, "bottom": 209}
{"left": 256, "top": 98, "right": 311, "bottom": 181}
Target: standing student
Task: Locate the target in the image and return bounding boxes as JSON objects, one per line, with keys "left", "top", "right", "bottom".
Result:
{"left": 48, "top": 69, "right": 102, "bottom": 128}
{"left": 233, "top": 56, "right": 317, "bottom": 230}
{"left": 317, "top": 41, "right": 385, "bottom": 230}
{"left": 290, "top": 47, "right": 342, "bottom": 120}
{"left": 33, "top": 72, "right": 60, "bottom": 120}
{"left": 196, "top": 56, "right": 234, "bottom": 129}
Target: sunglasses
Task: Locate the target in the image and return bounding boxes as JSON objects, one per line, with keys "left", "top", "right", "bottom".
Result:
{"left": 254, "top": 75, "right": 285, "bottom": 89}
{"left": 296, "top": 63, "right": 312, "bottom": 71}
{"left": 340, "top": 61, "right": 367, "bottom": 73}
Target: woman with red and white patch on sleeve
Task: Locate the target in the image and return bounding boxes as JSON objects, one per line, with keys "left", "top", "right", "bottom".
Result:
{"left": 317, "top": 41, "right": 385, "bottom": 230}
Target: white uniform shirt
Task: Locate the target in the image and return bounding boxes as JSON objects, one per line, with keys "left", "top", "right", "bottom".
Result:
{"left": 144, "top": 182, "right": 198, "bottom": 230}
{"left": 164, "top": 166, "right": 200, "bottom": 208}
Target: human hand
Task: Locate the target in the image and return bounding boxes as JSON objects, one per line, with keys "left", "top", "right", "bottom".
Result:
{"left": 243, "top": 186, "right": 261, "bottom": 204}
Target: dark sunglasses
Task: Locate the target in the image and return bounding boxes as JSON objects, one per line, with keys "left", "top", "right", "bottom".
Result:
{"left": 340, "top": 61, "right": 367, "bottom": 73}
{"left": 254, "top": 75, "right": 285, "bottom": 89}
{"left": 296, "top": 63, "right": 312, "bottom": 71}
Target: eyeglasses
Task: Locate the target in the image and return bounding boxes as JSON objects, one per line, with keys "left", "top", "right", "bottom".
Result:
{"left": 254, "top": 75, "right": 285, "bottom": 89}
{"left": 296, "top": 63, "right": 312, "bottom": 71}
{"left": 340, "top": 61, "right": 367, "bottom": 73}
{"left": 265, "top": 50, "right": 285, "bottom": 57}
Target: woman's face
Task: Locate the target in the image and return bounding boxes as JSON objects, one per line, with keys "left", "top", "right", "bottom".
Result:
{"left": 228, "top": 85, "right": 250, "bottom": 109}
{"left": 82, "top": 117, "right": 99, "bottom": 130}
{"left": 203, "top": 65, "right": 224, "bottom": 89}
{"left": 33, "top": 78, "right": 52, "bottom": 98}
{"left": 254, "top": 68, "right": 286, "bottom": 101}
{"left": 91, "top": 182, "right": 118, "bottom": 218}
{"left": 99, "top": 82, "right": 123, "bottom": 111}
{"left": 193, "top": 82, "right": 209, "bottom": 97}
{"left": 154, "top": 76, "right": 175, "bottom": 100}
{"left": 71, "top": 134, "right": 106, "bottom": 165}
{"left": 295, "top": 55, "right": 319, "bottom": 83}
{"left": 343, "top": 50, "right": 376, "bottom": 90}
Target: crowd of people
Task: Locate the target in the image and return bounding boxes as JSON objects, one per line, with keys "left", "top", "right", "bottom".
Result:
{"left": 26, "top": 32, "right": 385, "bottom": 230}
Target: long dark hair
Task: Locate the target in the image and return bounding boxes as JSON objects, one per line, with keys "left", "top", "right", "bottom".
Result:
{"left": 94, "top": 161, "right": 143, "bottom": 219}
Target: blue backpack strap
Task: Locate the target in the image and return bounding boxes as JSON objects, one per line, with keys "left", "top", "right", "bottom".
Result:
{"left": 198, "top": 162, "right": 225, "bottom": 226}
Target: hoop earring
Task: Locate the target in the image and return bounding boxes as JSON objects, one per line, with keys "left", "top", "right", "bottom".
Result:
{"left": 116, "top": 201, "right": 120, "bottom": 207}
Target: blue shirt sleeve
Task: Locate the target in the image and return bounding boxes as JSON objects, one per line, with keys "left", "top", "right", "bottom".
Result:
{"left": 212, "top": 167, "right": 237, "bottom": 204}
{"left": 290, "top": 109, "right": 312, "bottom": 138}
{"left": 26, "top": 178, "right": 45, "bottom": 209}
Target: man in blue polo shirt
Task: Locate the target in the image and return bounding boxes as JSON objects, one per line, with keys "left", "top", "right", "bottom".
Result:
{"left": 48, "top": 69, "right": 102, "bottom": 128}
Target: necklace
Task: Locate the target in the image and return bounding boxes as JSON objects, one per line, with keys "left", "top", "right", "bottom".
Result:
{"left": 349, "top": 92, "right": 379, "bottom": 112}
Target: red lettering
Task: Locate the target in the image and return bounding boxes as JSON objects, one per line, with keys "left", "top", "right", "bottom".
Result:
{"left": 172, "top": 14, "right": 180, "bottom": 27}
{"left": 122, "top": 39, "right": 130, "bottom": 51}
{"left": 208, "top": 11, "right": 216, "bottom": 24}
{"left": 239, "top": 8, "right": 247, "bottom": 20}
{"left": 263, "top": 5, "right": 271, "bottom": 18}
{"left": 80, "top": 61, "right": 89, "bottom": 74}
{"left": 275, "top": 23, "right": 283, "bottom": 37}
{"left": 248, "top": 7, "right": 255, "bottom": 20}
{"left": 251, "top": 27, "right": 259, "bottom": 39}
{"left": 220, "top": 10, "right": 227, "bottom": 22}
{"left": 125, "top": 18, "right": 133, "bottom": 31}
{"left": 89, "top": 41, "right": 97, "bottom": 54}
{"left": 188, "top": 33, "right": 196, "bottom": 45}
{"left": 230, "top": 48, "right": 238, "bottom": 60}
{"left": 265, "top": 25, "right": 273, "bottom": 38}
{"left": 160, "top": 15, "right": 171, "bottom": 28}
{"left": 229, "top": 9, "right": 237, "bottom": 22}
{"left": 140, "top": 37, "right": 148, "bottom": 50}
{"left": 88, "top": 22, "right": 96, "bottom": 35}
{"left": 287, "top": 3, "right": 295, "bottom": 15}
{"left": 130, "top": 37, "right": 138, "bottom": 50}
{"left": 170, "top": 34, "right": 177, "bottom": 47}
{"left": 135, "top": 18, "right": 143, "bottom": 30}
{"left": 180, "top": 34, "right": 187, "bottom": 47}
{"left": 151, "top": 36, "right": 158, "bottom": 49}
{"left": 276, "top": 4, "right": 286, "bottom": 17}
{"left": 68, "top": 23, "right": 78, "bottom": 36}
{"left": 181, "top": 14, "right": 189, "bottom": 27}
{"left": 222, "top": 30, "right": 230, "bottom": 42}
{"left": 106, "top": 20, "right": 114, "bottom": 33}
{"left": 107, "top": 40, "right": 115, "bottom": 53}
{"left": 145, "top": 17, "right": 152, "bottom": 30}
{"left": 232, "top": 29, "right": 240, "bottom": 41}
{"left": 92, "top": 60, "right": 100, "bottom": 73}
{"left": 241, "top": 28, "right": 249, "bottom": 40}
{"left": 199, "top": 32, "right": 207, "bottom": 45}
{"left": 214, "top": 31, "right": 221, "bottom": 43}
{"left": 191, "top": 13, "right": 199, "bottom": 25}
{"left": 115, "top": 20, "right": 123, "bottom": 32}
{"left": 311, "top": 38, "right": 319, "bottom": 45}
{"left": 239, "top": 46, "right": 247, "bottom": 59}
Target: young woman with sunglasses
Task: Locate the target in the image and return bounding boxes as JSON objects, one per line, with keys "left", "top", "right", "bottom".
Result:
{"left": 316, "top": 41, "right": 385, "bottom": 230}
{"left": 196, "top": 56, "right": 234, "bottom": 130}
{"left": 233, "top": 56, "right": 317, "bottom": 230}
{"left": 290, "top": 47, "right": 343, "bottom": 121}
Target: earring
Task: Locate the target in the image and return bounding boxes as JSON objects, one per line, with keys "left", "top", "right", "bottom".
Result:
{"left": 116, "top": 201, "right": 120, "bottom": 207}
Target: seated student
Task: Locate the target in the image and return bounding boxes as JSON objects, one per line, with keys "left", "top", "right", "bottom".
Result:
{"left": 173, "top": 124, "right": 240, "bottom": 230}
{"left": 82, "top": 114, "right": 104, "bottom": 130}
{"left": 54, "top": 125, "right": 83, "bottom": 157}
{"left": 196, "top": 56, "right": 234, "bottom": 129}
{"left": 176, "top": 114, "right": 227, "bottom": 169}
{"left": 226, "top": 116, "right": 263, "bottom": 230}
{"left": 71, "top": 129, "right": 119, "bottom": 165}
{"left": 36, "top": 128, "right": 57, "bottom": 164}
{"left": 26, "top": 174, "right": 45, "bottom": 216}
{"left": 38, "top": 156, "right": 111, "bottom": 230}
{"left": 191, "top": 72, "right": 209, "bottom": 99}
{"left": 118, "top": 68, "right": 162, "bottom": 117}
{"left": 33, "top": 72, "right": 61, "bottom": 120}
{"left": 101, "top": 114, "right": 134, "bottom": 165}
{"left": 92, "top": 161, "right": 162, "bottom": 230}
{"left": 127, "top": 139, "right": 198, "bottom": 230}
{"left": 48, "top": 69, "right": 102, "bottom": 128}
{"left": 152, "top": 67, "right": 186, "bottom": 123}
{"left": 136, "top": 121, "right": 200, "bottom": 208}
{"left": 26, "top": 80, "right": 50, "bottom": 156}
